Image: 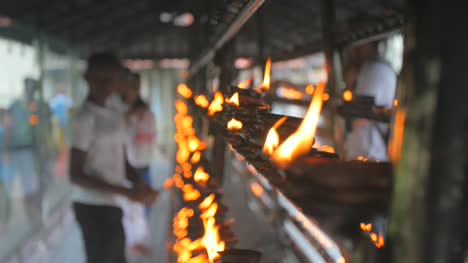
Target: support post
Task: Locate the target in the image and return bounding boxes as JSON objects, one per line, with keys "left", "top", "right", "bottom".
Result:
{"left": 319, "top": 0, "right": 345, "bottom": 156}
{"left": 388, "top": 0, "right": 468, "bottom": 262}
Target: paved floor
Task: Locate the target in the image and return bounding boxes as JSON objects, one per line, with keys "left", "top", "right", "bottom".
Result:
{"left": 49, "top": 150, "right": 174, "bottom": 263}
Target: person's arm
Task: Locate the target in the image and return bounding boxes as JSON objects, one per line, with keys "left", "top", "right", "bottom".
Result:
{"left": 70, "top": 147, "right": 131, "bottom": 196}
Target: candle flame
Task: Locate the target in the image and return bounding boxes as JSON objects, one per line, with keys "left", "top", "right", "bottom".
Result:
{"left": 260, "top": 58, "right": 272, "bottom": 92}
{"left": 262, "top": 116, "right": 288, "bottom": 156}
{"left": 194, "top": 95, "right": 210, "bottom": 108}
{"left": 194, "top": 166, "right": 210, "bottom": 186}
{"left": 226, "top": 92, "right": 240, "bottom": 106}
{"left": 208, "top": 92, "right": 224, "bottom": 116}
{"left": 199, "top": 194, "right": 216, "bottom": 210}
{"left": 360, "top": 223, "right": 372, "bottom": 232}
{"left": 238, "top": 78, "right": 253, "bottom": 89}
{"left": 177, "top": 84, "right": 193, "bottom": 99}
{"left": 305, "top": 84, "right": 315, "bottom": 95}
{"left": 271, "top": 82, "right": 325, "bottom": 169}
{"left": 319, "top": 145, "right": 335, "bottom": 153}
{"left": 343, "top": 90, "right": 353, "bottom": 102}
{"left": 227, "top": 118, "right": 243, "bottom": 131}
{"left": 191, "top": 151, "right": 201, "bottom": 164}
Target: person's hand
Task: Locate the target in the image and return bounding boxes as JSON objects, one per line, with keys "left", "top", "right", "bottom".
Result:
{"left": 126, "top": 186, "right": 158, "bottom": 205}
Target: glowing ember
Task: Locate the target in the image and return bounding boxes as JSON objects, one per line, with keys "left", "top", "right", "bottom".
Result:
{"left": 250, "top": 182, "right": 264, "bottom": 197}
{"left": 226, "top": 92, "right": 240, "bottom": 106}
{"left": 271, "top": 82, "right": 325, "bottom": 169}
{"left": 177, "top": 84, "right": 193, "bottom": 99}
{"left": 305, "top": 84, "right": 315, "bottom": 95}
{"left": 238, "top": 78, "right": 253, "bottom": 89}
{"left": 191, "top": 151, "right": 201, "bottom": 164}
{"left": 342, "top": 90, "right": 353, "bottom": 102}
{"left": 262, "top": 116, "right": 288, "bottom": 156}
{"left": 319, "top": 145, "right": 335, "bottom": 153}
{"left": 208, "top": 92, "right": 224, "bottom": 116}
{"left": 194, "top": 166, "right": 210, "bottom": 186}
{"left": 194, "top": 95, "right": 210, "bottom": 108}
{"left": 227, "top": 118, "right": 243, "bottom": 131}
{"left": 360, "top": 223, "right": 372, "bottom": 232}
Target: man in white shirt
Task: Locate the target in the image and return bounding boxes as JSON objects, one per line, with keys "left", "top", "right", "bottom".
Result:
{"left": 70, "top": 53, "right": 157, "bottom": 263}
{"left": 345, "top": 42, "right": 397, "bottom": 161}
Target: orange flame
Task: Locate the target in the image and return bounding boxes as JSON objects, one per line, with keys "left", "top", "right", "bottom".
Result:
{"left": 194, "top": 95, "right": 210, "bottom": 108}
{"left": 375, "top": 234, "right": 385, "bottom": 249}
{"left": 194, "top": 167, "right": 210, "bottom": 186}
{"left": 226, "top": 92, "right": 240, "bottom": 106}
{"left": 199, "top": 194, "right": 216, "bottom": 210}
{"left": 238, "top": 78, "right": 253, "bottom": 89}
{"left": 227, "top": 118, "right": 243, "bottom": 131}
{"left": 262, "top": 116, "right": 288, "bottom": 156}
{"left": 260, "top": 58, "right": 272, "bottom": 92}
{"left": 393, "top": 99, "right": 399, "bottom": 107}
{"left": 278, "top": 87, "right": 303, "bottom": 100}
{"left": 271, "top": 82, "right": 325, "bottom": 169}
{"left": 188, "top": 136, "right": 201, "bottom": 152}
{"left": 360, "top": 223, "right": 372, "bottom": 232}
{"left": 201, "top": 216, "right": 225, "bottom": 262}
{"left": 319, "top": 145, "right": 335, "bottom": 154}
{"left": 182, "top": 184, "right": 202, "bottom": 202}
{"left": 250, "top": 182, "right": 264, "bottom": 197}
{"left": 343, "top": 90, "right": 353, "bottom": 102}
{"left": 208, "top": 92, "right": 224, "bottom": 116}
{"left": 200, "top": 203, "right": 219, "bottom": 219}
{"left": 357, "top": 156, "right": 368, "bottom": 162}
{"left": 177, "top": 84, "right": 193, "bottom": 99}
{"left": 191, "top": 151, "right": 201, "bottom": 164}
{"left": 305, "top": 84, "right": 315, "bottom": 95}
{"left": 323, "top": 93, "right": 330, "bottom": 102}
{"left": 175, "top": 100, "right": 188, "bottom": 114}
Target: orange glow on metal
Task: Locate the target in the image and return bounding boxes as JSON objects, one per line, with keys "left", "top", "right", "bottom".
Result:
{"left": 238, "top": 78, "right": 253, "bottom": 89}
{"left": 319, "top": 145, "right": 335, "bottom": 154}
{"left": 194, "top": 95, "right": 210, "bottom": 108}
{"left": 262, "top": 116, "right": 288, "bottom": 156}
{"left": 271, "top": 82, "right": 325, "bottom": 169}
{"left": 199, "top": 194, "right": 216, "bottom": 210}
{"left": 296, "top": 212, "right": 333, "bottom": 249}
{"left": 227, "top": 118, "right": 243, "bottom": 131}
{"left": 191, "top": 151, "right": 201, "bottom": 164}
{"left": 208, "top": 92, "right": 224, "bottom": 116}
{"left": 177, "top": 84, "right": 193, "bottom": 99}
{"left": 29, "top": 114, "right": 39, "bottom": 126}
{"left": 226, "top": 92, "right": 240, "bottom": 106}
{"left": 323, "top": 93, "right": 330, "bottom": 102}
{"left": 342, "top": 90, "right": 353, "bottom": 102}
{"left": 194, "top": 166, "right": 210, "bottom": 186}
{"left": 305, "top": 84, "right": 315, "bottom": 95}
{"left": 279, "top": 87, "right": 303, "bottom": 100}
{"left": 250, "top": 182, "right": 264, "bottom": 197}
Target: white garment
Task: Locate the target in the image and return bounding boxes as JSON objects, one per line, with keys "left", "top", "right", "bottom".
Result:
{"left": 122, "top": 200, "right": 148, "bottom": 246}
{"left": 345, "top": 59, "right": 397, "bottom": 161}
{"left": 126, "top": 110, "right": 156, "bottom": 168}
{"left": 71, "top": 101, "right": 128, "bottom": 207}
{"left": 106, "top": 93, "right": 129, "bottom": 114}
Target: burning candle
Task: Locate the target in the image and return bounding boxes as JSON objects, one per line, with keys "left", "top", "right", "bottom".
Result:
{"left": 342, "top": 90, "right": 353, "bottom": 102}
{"left": 208, "top": 92, "right": 224, "bottom": 116}
{"left": 238, "top": 78, "right": 253, "bottom": 89}
{"left": 227, "top": 118, "right": 243, "bottom": 131}
{"left": 194, "top": 166, "right": 210, "bottom": 186}
{"left": 262, "top": 116, "right": 288, "bottom": 156}
{"left": 194, "top": 95, "right": 210, "bottom": 108}
{"left": 254, "top": 58, "right": 272, "bottom": 93}
{"left": 226, "top": 92, "right": 240, "bottom": 106}
{"left": 177, "top": 84, "right": 193, "bottom": 99}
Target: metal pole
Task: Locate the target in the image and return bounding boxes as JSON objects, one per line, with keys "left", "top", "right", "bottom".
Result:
{"left": 319, "top": 0, "right": 345, "bottom": 156}
{"left": 388, "top": 0, "right": 467, "bottom": 262}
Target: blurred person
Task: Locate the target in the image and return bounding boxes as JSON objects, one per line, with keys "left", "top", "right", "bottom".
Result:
{"left": 70, "top": 52, "right": 158, "bottom": 263}
{"left": 0, "top": 109, "right": 12, "bottom": 232}
{"left": 344, "top": 41, "right": 397, "bottom": 161}
{"left": 49, "top": 84, "right": 72, "bottom": 130}
{"left": 121, "top": 72, "right": 156, "bottom": 257}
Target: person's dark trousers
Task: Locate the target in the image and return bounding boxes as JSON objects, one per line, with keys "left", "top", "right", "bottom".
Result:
{"left": 73, "top": 202, "right": 126, "bottom": 263}
{"left": 135, "top": 166, "right": 151, "bottom": 217}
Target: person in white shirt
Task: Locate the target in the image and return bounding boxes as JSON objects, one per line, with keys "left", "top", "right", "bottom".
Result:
{"left": 345, "top": 41, "right": 397, "bottom": 161}
{"left": 120, "top": 72, "right": 157, "bottom": 257}
{"left": 70, "top": 53, "right": 157, "bottom": 263}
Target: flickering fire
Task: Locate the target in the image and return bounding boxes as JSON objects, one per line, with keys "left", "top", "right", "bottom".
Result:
{"left": 183, "top": 184, "right": 202, "bottom": 202}
{"left": 254, "top": 58, "right": 272, "bottom": 93}
{"left": 188, "top": 136, "right": 201, "bottom": 152}
{"left": 194, "top": 95, "right": 210, "bottom": 108}
{"left": 305, "top": 84, "right": 315, "bottom": 95}
{"left": 226, "top": 92, "right": 240, "bottom": 106}
{"left": 278, "top": 87, "right": 303, "bottom": 100}
{"left": 191, "top": 151, "right": 201, "bottom": 164}
{"left": 178, "top": 84, "right": 193, "bottom": 99}
{"left": 360, "top": 223, "right": 372, "bottom": 232}
{"left": 199, "top": 194, "right": 216, "bottom": 210}
{"left": 194, "top": 167, "right": 210, "bottom": 186}
{"left": 343, "top": 90, "right": 353, "bottom": 102}
{"left": 270, "top": 82, "right": 325, "bottom": 169}
{"left": 201, "top": 217, "right": 226, "bottom": 262}
{"left": 238, "top": 78, "right": 253, "bottom": 89}
{"left": 375, "top": 234, "right": 385, "bottom": 249}
{"left": 208, "top": 92, "right": 224, "bottom": 116}
{"left": 262, "top": 116, "right": 288, "bottom": 156}
{"left": 227, "top": 118, "right": 243, "bottom": 131}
